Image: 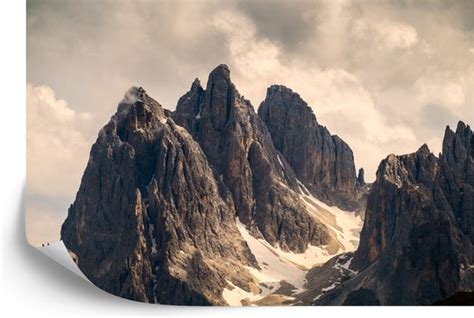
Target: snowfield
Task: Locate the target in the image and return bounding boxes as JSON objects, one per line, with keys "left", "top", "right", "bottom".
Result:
{"left": 297, "top": 180, "right": 363, "bottom": 254}
{"left": 223, "top": 181, "right": 363, "bottom": 305}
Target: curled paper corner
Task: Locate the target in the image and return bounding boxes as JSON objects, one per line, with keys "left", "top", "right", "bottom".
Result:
{"left": 36, "top": 241, "right": 89, "bottom": 282}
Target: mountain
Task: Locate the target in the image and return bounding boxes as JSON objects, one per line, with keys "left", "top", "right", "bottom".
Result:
{"left": 61, "top": 87, "right": 260, "bottom": 305}
{"left": 303, "top": 121, "right": 474, "bottom": 305}
{"left": 258, "top": 85, "right": 363, "bottom": 211}
{"left": 60, "top": 64, "right": 473, "bottom": 306}
{"left": 172, "top": 65, "right": 328, "bottom": 253}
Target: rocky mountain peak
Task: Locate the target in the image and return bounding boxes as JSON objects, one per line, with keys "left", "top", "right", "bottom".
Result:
{"left": 115, "top": 86, "right": 165, "bottom": 118}
{"left": 191, "top": 78, "right": 202, "bottom": 90}
{"left": 205, "top": 64, "right": 235, "bottom": 107}
{"left": 415, "top": 144, "right": 432, "bottom": 161}
{"left": 264, "top": 84, "right": 315, "bottom": 119}
{"left": 61, "top": 86, "right": 261, "bottom": 305}
{"left": 357, "top": 168, "right": 365, "bottom": 186}
{"left": 442, "top": 121, "right": 473, "bottom": 164}
{"left": 439, "top": 120, "right": 474, "bottom": 243}
{"left": 259, "top": 85, "right": 362, "bottom": 211}
{"left": 173, "top": 65, "right": 330, "bottom": 253}
{"left": 266, "top": 84, "right": 304, "bottom": 101}
{"left": 208, "top": 64, "right": 231, "bottom": 83}
{"left": 377, "top": 143, "right": 438, "bottom": 193}
{"left": 314, "top": 120, "right": 474, "bottom": 305}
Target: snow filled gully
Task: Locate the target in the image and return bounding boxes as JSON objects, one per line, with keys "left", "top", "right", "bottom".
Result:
{"left": 222, "top": 184, "right": 363, "bottom": 306}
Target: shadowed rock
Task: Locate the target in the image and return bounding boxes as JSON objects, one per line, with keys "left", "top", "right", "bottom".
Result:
{"left": 61, "top": 86, "right": 259, "bottom": 305}
{"left": 357, "top": 168, "right": 365, "bottom": 186}
{"left": 309, "top": 121, "right": 474, "bottom": 305}
{"left": 173, "top": 65, "right": 329, "bottom": 253}
{"left": 258, "top": 85, "right": 363, "bottom": 211}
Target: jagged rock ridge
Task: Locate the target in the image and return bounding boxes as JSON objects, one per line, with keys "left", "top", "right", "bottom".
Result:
{"left": 61, "top": 87, "right": 259, "bottom": 305}
{"left": 307, "top": 121, "right": 474, "bottom": 305}
{"left": 258, "top": 85, "right": 364, "bottom": 211}
{"left": 172, "top": 65, "right": 329, "bottom": 253}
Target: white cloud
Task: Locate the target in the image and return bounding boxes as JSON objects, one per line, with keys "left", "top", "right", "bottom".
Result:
{"left": 352, "top": 19, "right": 418, "bottom": 50}
{"left": 415, "top": 74, "right": 468, "bottom": 116}
{"left": 27, "top": 83, "right": 93, "bottom": 197}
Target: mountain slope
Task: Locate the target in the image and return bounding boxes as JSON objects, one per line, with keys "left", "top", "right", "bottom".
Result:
{"left": 61, "top": 87, "right": 260, "bottom": 305}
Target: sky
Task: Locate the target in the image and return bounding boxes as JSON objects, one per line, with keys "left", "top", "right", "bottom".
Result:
{"left": 27, "top": 0, "right": 474, "bottom": 245}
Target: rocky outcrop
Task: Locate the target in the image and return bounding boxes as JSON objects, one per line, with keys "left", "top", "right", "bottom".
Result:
{"left": 172, "top": 65, "right": 329, "bottom": 253}
{"left": 258, "top": 85, "right": 360, "bottom": 211}
{"left": 61, "top": 87, "right": 259, "bottom": 305}
{"left": 439, "top": 121, "right": 474, "bottom": 244}
{"left": 357, "top": 168, "right": 365, "bottom": 186}
{"left": 311, "top": 121, "right": 474, "bottom": 305}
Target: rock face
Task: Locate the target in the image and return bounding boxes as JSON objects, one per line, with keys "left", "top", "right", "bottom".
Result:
{"left": 59, "top": 63, "right": 473, "bottom": 306}
{"left": 439, "top": 121, "right": 474, "bottom": 243}
{"left": 172, "top": 65, "right": 328, "bottom": 253}
{"left": 61, "top": 87, "right": 259, "bottom": 305}
{"left": 258, "top": 85, "right": 360, "bottom": 211}
{"left": 357, "top": 168, "right": 365, "bottom": 186}
{"left": 311, "top": 121, "right": 474, "bottom": 305}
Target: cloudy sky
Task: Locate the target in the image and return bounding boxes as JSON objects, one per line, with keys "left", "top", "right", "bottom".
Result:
{"left": 27, "top": 0, "right": 474, "bottom": 245}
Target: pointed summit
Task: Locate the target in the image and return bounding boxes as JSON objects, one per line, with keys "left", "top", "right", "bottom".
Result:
{"left": 173, "top": 65, "right": 330, "bottom": 253}
{"left": 259, "top": 85, "right": 359, "bottom": 210}
{"left": 191, "top": 77, "right": 202, "bottom": 90}
{"left": 343, "top": 121, "right": 474, "bottom": 305}
{"left": 357, "top": 168, "right": 365, "bottom": 186}
{"left": 62, "top": 84, "right": 259, "bottom": 305}
{"left": 456, "top": 120, "right": 467, "bottom": 133}
{"left": 266, "top": 85, "right": 305, "bottom": 105}
{"left": 443, "top": 120, "right": 473, "bottom": 163}
{"left": 209, "top": 64, "right": 231, "bottom": 79}
{"left": 264, "top": 84, "right": 310, "bottom": 113}
{"left": 416, "top": 143, "right": 431, "bottom": 156}
{"left": 206, "top": 64, "right": 232, "bottom": 91}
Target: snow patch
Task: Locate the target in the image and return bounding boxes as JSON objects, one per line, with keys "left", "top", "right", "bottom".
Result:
{"left": 227, "top": 179, "right": 363, "bottom": 305}
{"left": 195, "top": 104, "right": 202, "bottom": 120}
{"left": 333, "top": 255, "right": 358, "bottom": 275}
{"left": 149, "top": 223, "right": 158, "bottom": 255}
{"left": 297, "top": 180, "right": 362, "bottom": 253}
{"left": 321, "top": 282, "right": 337, "bottom": 292}
{"left": 236, "top": 219, "right": 307, "bottom": 293}
{"left": 339, "top": 256, "right": 352, "bottom": 270}
{"left": 222, "top": 280, "right": 274, "bottom": 306}
{"left": 277, "top": 155, "right": 284, "bottom": 169}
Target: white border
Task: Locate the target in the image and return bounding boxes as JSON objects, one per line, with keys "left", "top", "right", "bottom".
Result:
{"left": 0, "top": 0, "right": 471, "bottom": 316}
